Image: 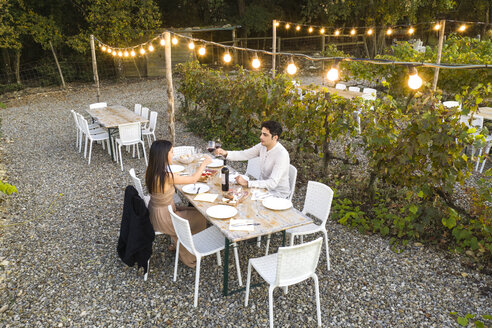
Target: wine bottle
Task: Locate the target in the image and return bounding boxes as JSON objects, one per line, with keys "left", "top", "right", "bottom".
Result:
{"left": 221, "top": 166, "right": 229, "bottom": 192}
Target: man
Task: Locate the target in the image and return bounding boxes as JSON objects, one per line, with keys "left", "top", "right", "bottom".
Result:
{"left": 215, "top": 120, "right": 291, "bottom": 198}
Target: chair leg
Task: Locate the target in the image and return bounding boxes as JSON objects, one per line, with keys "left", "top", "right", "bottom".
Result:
{"left": 84, "top": 136, "right": 88, "bottom": 158}
{"left": 144, "top": 259, "right": 150, "bottom": 281}
{"left": 322, "top": 229, "right": 331, "bottom": 271}
{"left": 245, "top": 261, "right": 252, "bottom": 306}
{"left": 232, "top": 243, "right": 242, "bottom": 286}
{"left": 313, "top": 274, "right": 322, "bottom": 327}
{"left": 268, "top": 285, "right": 275, "bottom": 328}
{"left": 173, "top": 242, "right": 180, "bottom": 282}
{"left": 216, "top": 252, "right": 222, "bottom": 266}
{"left": 257, "top": 236, "right": 261, "bottom": 248}
{"left": 106, "top": 139, "right": 111, "bottom": 155}
{"left": 142, "top": 142, "right": 148, "bottom": 165}
{"left": 88, "top": 140, "right": 93, "bottom": 165}
{"left": 265, "top": 234, "right": 271, "bottom": 255}
{"left": 289, "top": 233, "right": 295, "bottom": 246}
{"left": 119, "top": 145, "right": 124, "bottom": 171}
{"left": 193, "top": 257, "right": 201, "bottom": 307}
{"left": 136, "top": 143, "right": 141, "bottom": 159}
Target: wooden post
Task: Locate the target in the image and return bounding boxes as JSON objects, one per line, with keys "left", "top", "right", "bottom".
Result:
{"left": 90, "top": 35, "right": 101, "bottom": 101}
{"left": 432, "top": 20, "right": 446, "bottom": 91}
{"left": 232, "top": 28, "right": 238, "bottom": 64}
{"left": 164, "top": 31, "right": 175, "bottom": 144}
{"left": 50, "top": 41, "right": 66, "bottom": 89}
{"left": 321, "top": 34, "right": 325, "bottom": 53}
{"left": 272, "top": 20, "right": 277, "bottom": 77}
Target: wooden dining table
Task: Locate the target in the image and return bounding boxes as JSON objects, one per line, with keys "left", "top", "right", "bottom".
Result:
{"left": 174, "top": 160, "right": 312, "bottom": 296}
{"left": 478, "top": 107, "right": 492, "bottom": 121}
{"left": 86, "top": 105, "right": 148, "bottom": 161}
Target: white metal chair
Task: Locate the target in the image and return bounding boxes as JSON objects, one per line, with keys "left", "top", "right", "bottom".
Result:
{"left": 245, "top": 157, "right": 261, "bottom": 180}
{"left": 362, "top": 88, "right": 377, "bottom": 101}
{"left": 115, "top": 122, "right": 147, "bottom": 171}
{"left": 443, "top": 101, "right": 461, "bottom": 109}
{"left": 245, "top": 237, "right": 323, "bottom": 328}
{"left": 129, "top": 168, "right": 150, "bottom": 207}
{"left": 134, "top": 104, "right": 142, "bottom": 116}
{"left": 77, "top": 115, "right": 111, "bottom": 165}
{"left": 348, "top": 86, "right": 361, "bottom": 92}
{"left": 263, "top": 164, "right": 298, "bottom": 254}
{"left": 89, "top": 102, "right": 107, "bottom": 109}
{"left": 142, "top": 111, "right": 158, "bottom": 148}
{"left": 476, "top": 134, "right": 492, "bottom": 173}
{"left": 286, "top": 181, "right": 334, "bottom": 271}
{"left": 169, "top": 205, "right": 242, "bottom": 307}
{"left": 335, "top": 83, "right": 347, "bottom": 90}
{"left": 173, "top": 146, "right": 195, "bottom": 157}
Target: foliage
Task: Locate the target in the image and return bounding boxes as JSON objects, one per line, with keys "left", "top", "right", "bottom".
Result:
{"left": 449, "top": 312, "right": 492, "bottom": 328}
{"left": 0, "top": 181, "right": 17, "bottom": 195}
{"left": 0, "top": 83, "right": 23, "bottom": 94}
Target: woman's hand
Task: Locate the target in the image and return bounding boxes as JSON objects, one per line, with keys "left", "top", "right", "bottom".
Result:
{"left": 202, "top": 155, "right": 212, "bottom": 166}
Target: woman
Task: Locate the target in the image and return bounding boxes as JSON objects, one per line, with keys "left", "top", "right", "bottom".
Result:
{"left": 145, "top": 140, "right": 212, "bottom": 268}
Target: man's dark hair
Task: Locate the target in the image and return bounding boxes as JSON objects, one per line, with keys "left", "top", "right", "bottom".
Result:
{"left": 261, "top": 120, "right": 282, "bottom": 139}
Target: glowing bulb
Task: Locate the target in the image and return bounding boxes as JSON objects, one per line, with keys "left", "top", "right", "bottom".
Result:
{"left": 350, "top": 29, "right": 356, "bottom": 35}
{"left": 408, "top": 27, "right": 415, "bottom": 35}
{"left": 320, "top": 28, "right": 325, "bottom": 34}
{"left": 188, "top": 42, "right": 195, "bottom": 50}
{"left": 434, "top": 23, "right": 441, "bottom": 31}
{"left": 308, "top": 27, "right": 313, "bottom": 33}
{"left": 172, "top": 37, "right": 178, "bottom": 45}
{"left": 386, "top": 28, "right": 393, "bottom": 35}
{"left": 285, "top": 24, "right": 290, "bottom": 29}
{"left": 408, "top": 70, "right": 423, "bottom": 90}
{"left": 274, "top": 21, "right": 279, "bottom": 27}
{"left": 296, "top": 25, "right": 301, "bottom": 31}
{"left": 112, "top": 51, "right": 116, "bottom": 56}
{"left": 223, "top": 53, "right": 232, "bottom": 63}
{"left": 130, "top": 50, "right": 136, "bottom": 57}
{"left": 326, "top": 67, "right": 339, "bottom": 82}
{"left": 287, "top": 63, "right": 297, "bottom": 75}
{"left": 252, "top": 58, "right": 261, "bottom": 69}
{"left": 118, "top": 51, "right": 123, "bottom": 57}
{"left": 198, "top": 47, "right": 206, "bottom": 56}
{"left": 334, "top": 30, "right": 340, "bottom": 36}
{"left": 107, "top": 48, "right": 112, "bottom": 53}
{"left": 101, "top": 46, "right": 107, "bottom": 51}
{"left": 124, "top": 51, "right": 129, "bottom": 57}
{"left": 148, "top": 44, "right": 154, "bottom": 52}
{"left": 458, "top": 24, "right": 466, "bottom": 32}
{"left": 140, "top": 48, "right": 146, "bottom": 55}
{"left": 160, "top": 38, "right": 165, "bottom": 46}
{"left": 367, "top": 29, "right": 373, "bottom": 35}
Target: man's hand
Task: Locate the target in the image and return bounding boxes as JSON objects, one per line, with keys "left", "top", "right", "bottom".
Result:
{"left": 235, "top": 175, "right": 248, "bottom": 187}
{"left": 215, "top": 148, "right": 227, "bottom": 157}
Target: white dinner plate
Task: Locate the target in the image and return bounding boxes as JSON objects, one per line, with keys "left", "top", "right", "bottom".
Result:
{"left": 262, "top": 197, "right": 292, "bottom": 211}
{"left": 229, "top": 173, "right": 250, "bottom": 182}
{"left": 182, "top": 183, "right": 210, "bottom": 194}
{"left": 169, "top": 164, "right": 185, "bottom": 173}
{"left": 207, "top": 159, "right": 224, "bottom": 168}
{"left": 206, "top": 205, "right": 238, "bottom": 219}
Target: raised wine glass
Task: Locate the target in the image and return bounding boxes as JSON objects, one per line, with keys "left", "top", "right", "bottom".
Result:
{"left": 207, "top": 141, "right": 215, "bottom": 157}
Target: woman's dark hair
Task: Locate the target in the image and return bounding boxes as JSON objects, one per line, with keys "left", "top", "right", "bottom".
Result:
{"left": 261, "top": 120, "right": 283, "bottom": 139}
{"left": 145, "top": 140, "right": 173, "bottom": 194}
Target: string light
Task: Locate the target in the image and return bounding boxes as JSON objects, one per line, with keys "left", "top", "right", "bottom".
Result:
{"left": 198, "top": 46, "right": 206, "bottom": 56}
{"left": 408, "top": 27, "right": 415, "bottom": 35}
{"left": 334, "top": 30, "right": 340, "bottom": 36}
{"left": 287, "top": 57, "right": 297, "bottom": 75}
{"left": 458, "top": 24, "right": 467, "bottom": 32}
{"left": 350, "top": 29, "right": 356, "bottom": 36}
{"left": 326, "top": 61, "right": 340, "bottom": 82}
{"left": 124, "top": 51, "right": 129, "bottom": 57}
{"left": 160, "top": 38, "right": 165, "bottom": 46}
{"left": 386, "top": 28, "right": 393, "bottom": 36}
{"left": 434, "top": 23, "right": 441, "bottom": 31}
{"left": 252, "top": 54, "right": 261, "bottom": 69}
{"left": 274, "top": 21, "right": 279, "bottom": 27}
{"left": 172, "top": 37, "right": 178, "bottom": 45}
{"left": 308, "top": 27, "right": 313, "bottom": 33}
{"left": 188, "top": 41, "right": 195, "bottom": 50}
{"left": 367, "top": 29, "right": 373, "bottom": 35}
{"left": 296, "top": 25, "right": 301, "bottom": 31}
{"left": 130, "top": 50, "right": 136, "bottom": 57}
{"left": 320, "top": 28, "right": 325, "bottom": 34}
{"left": 285, "top": 23, "right": 290, "bottom": 29}
{"left": 101, "top": 46, "right": 107, "bottom": 51}
{"left": 118, "top": 51, "right": 123, "bottom": 57}
{"left": 140, "top": 47, "right": 146, "bottom": 55}
{"left": 112, "top": 50, "right": 116, "bottom": 56}
{"left": 223, "top": 51, "right": 232, "bottom": 63}
{"left": 148, "top": 44, "right": 154, "bottom": 52}
{"left": 107, "top": 48, "right": 112, "bottom": 53}
{"left": 408, "top": 67, "right": 423, "bottom": 90}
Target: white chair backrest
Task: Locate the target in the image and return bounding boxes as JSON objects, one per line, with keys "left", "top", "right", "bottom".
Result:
{"left": 275, "top": 237, "right": 323, "bottom": 286}
{"left": 443, "top": 101, "right": 461, "bottom": 109}
{"left": 288, "top": 164, "right": 297, "bottom": 201}
{"left": 335, "top": 83, "right": 347, "bottom": 90}
{"left": 460, "top": 115, "right": 484, "bottom": 129}
{"left": 169, "top": 205, "right": 197, "bottom": 255}
{"left": 173, "top": 146, "right": 195, "bottom": 157}
{"left": 246, "top": 157, "right": 261, "bottom": 180}
{"left": 148, "top": 111, "right": 158, "bottom": 131}
{"left": 118, "top": 122, "right": 142, "bottom": 144}
{"left": 362, "top": 93, "right": 376, "bottom": 101}
{"left": 134, "top": 104, "right": 142, "bottom": 116}
{"left": 141, "top": 107, "right": 150, "bottom": 120}
{"left": 77, "top": 113, "right": 90, "bottom": 135}
{"left": 348, "top": 86, "right": 361, "bottom": 92}
{"left": 129, "top": 168, "right": 145, "bottom": 200}
{"left": 71, "top": 110, "right": 80, "bottom": 129}
{"left": 362, "top": 87, "right": 377, "bottom": 96}
{"left": 302, "top": 181, "right": 334, "bottom": 224}
{"left": 89, "top": 102, "right": 107, "bottom": 109}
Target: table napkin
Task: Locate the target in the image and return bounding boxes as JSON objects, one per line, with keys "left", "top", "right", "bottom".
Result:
{"left": 251, "top": 190, "right": 271, "bottom": 201}
{"left": 229, "top": 219, "right": 255, "bottom": 231}
{"left": 193, "top": 193, "right": 218, "bottom": 203}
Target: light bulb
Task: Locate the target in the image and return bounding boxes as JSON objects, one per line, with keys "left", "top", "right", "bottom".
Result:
{"left": 320, "top": 28, "right": 325, "bottom": 34}
{"left": 160, "top": 39, "right": 165, "bottom": 46}
{"left": 459, "top": 24, "right": 466, "bottom": 32}
{"left": 252, "top": 58, "right": 261, "bottom": 69}
{"left": 118, "top": 51, "right": 123, "bottom": 57}
{"left": 130, "top": 50, "right": 136, "bottom": 57}
{"left": 326, "top": 66, "right": 339, "bottom": 81}
{"left": 140, "top": 48, "right": 146, "bottom": 55}
{"left": 188, "top": 42, "right": 195, "bottom": 50}
{"left": 350, "top": 29, "right": 356, "bottom": 35}
{"left": 107, "top": 48, "right": 112, "bottom": 53}
{"left": 101, "top": 46, "right": 107, "bottom": 51}
{"left": 287, "top": 63, "right": 297, "bottom": 75}
{"left": 223, "top": 53, "right": 232, "bottom": 63}
{"left": 308, "top": 27, "right": 313, "bottom": 33}
{"left": 148, "top": 44, "right": 154, "bottom": 52}
{"left": 198, "top": 47, "right": 206, "bottom": 56}
{"left": 386, "top": 28, "right": 393, "bottom": 35}
{"left": 434, "top": 23, "right": 440, "bottom": 31}
{"left": 367, "top": 29, "right": 373, "bottom": 35}
{"left": 285, "top": 24, "right": 290, "bottom": 29}
{"left": 408, "top": 68, "right": 423, "bottom": 90}
{"left": 408, "top": 27, "right": 415, "bottom": 35}
{"left": 112, "top": 51, "right": 116, "bottom": 56}
{"left": 274, "top": 21, "right": 279, "bottom": 27}
{"left": 334, "top": 30, "right": 340, "bottom": 36}
{"left": 296, "top": 25, "right": 301, "bottom": 31}
{"left": 172, "top": 37, "right": 178, "bottom": 45}
{"left": 124, "top": 51, "right": 129, "bottom": 57}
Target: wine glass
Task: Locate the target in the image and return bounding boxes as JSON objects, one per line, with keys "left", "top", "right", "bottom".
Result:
{"left": 215, "top": 139, "right": 222, "bottom": 159}
{"left": 207, "top": 141, "right": 215, "bottom": 158}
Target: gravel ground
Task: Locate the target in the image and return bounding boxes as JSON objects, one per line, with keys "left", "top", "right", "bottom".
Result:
{"left": 0, "top": 78, "right": 491, "bottom": 327}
